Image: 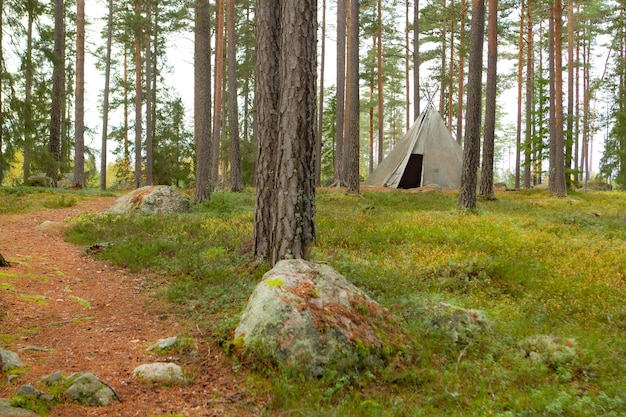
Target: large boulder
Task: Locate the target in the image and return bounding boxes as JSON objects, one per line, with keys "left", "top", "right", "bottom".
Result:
{"left": 234, "top": 259, "right": 407, "bottom": 377}
{"left": 106, "top": 185, "right": 190, "bottom": 215}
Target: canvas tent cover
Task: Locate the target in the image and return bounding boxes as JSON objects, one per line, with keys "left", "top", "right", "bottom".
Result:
{"left": 363, "top": 109, "right": 463, "bottom": 189}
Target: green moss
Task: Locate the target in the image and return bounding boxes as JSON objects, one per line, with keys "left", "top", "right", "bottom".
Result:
{"left": 265, "top": 277, "right": 285, "bottom": 288}
{"left": 10, "top": 395, "right": 51, "bottom": 417}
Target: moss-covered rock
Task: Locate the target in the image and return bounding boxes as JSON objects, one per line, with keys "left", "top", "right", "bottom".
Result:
{"left": 234, "top": 259, "right": 408, "bottom": 377}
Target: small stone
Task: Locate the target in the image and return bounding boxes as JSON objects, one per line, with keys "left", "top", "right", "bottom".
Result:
{"left": 147, "top": 337, "right": 179, "bottom": 352}
{"left": 40, "top": 371, "right": 63, "bottom": 386}
{"left": 0, "top": 348, "right": 24, "bottom": 372}
{"left": 133, "top": 363, "right": 188, "bottom": 384}
{"left": 16, "top": 384, "right": 40, "bottom": 398}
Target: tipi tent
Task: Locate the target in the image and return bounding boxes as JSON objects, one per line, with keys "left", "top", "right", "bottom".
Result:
{"left": 363, "top": 109, "right": 463, "bottom": 189}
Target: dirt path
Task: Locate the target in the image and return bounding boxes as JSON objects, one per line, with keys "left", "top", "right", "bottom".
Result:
{"left": 0, "top": 197, "right": 256, "bottom": 416}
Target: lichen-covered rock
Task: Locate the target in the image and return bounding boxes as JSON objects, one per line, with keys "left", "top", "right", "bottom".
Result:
{"left": 62, "top": 373, "right": 121, "bottom": 406}
{"left": 0, "top": 349, "right": 23, "bottom": 372}
{"left": 106, "top": 185, "right": 190, "bottom": 215}
{"left": 428, "top": 302, "right": 489, "bottom": 344}
{"left": 133, "top": 363, "right": 188, "bottom": 384}
{"left": 234, "top": 259, "right": 407, "bottom": 377}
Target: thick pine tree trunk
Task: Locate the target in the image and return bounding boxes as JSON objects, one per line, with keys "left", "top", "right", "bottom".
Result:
{"left": 271, "top": 0, "right": 317, "bottom": 265}
{"left": 458, "top": 0, "right": 485, "bottom": 211}
{"left": 253, "top": 0, "right": 280, "bottom": 260}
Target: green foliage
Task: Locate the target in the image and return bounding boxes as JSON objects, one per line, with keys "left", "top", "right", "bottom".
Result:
{"left": 65, "top": 188, "right": 626, "bottom": 416}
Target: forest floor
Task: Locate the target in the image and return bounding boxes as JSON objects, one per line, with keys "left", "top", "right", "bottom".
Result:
{"left": 0, "top": 196, "right": 259, "bottom": 416}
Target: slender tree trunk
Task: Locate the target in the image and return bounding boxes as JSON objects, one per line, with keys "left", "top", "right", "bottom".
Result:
{"left": 23, "top": 6, "right": 34, "bottom": 183}
{"left": 456, "top": 0, "right": 466, "bottom": 144}
{"left": 548, "top": 4, "right": 556, "bottom": 193}
{"left": 271, "top": 0, "right": 317, "bottom": 265}
{"left": 480, "top": 0, "right": 497, "bottom": 199}
{"left": 377, "top": 0, "right": 384, "bottom": 163}
{"left": 124, "top": 48, "right": 130, "bottom": 178}
{"left": 369, "top": 74, "right": 374, "bottom": 173}
{"left": 145, "top": 3, "right": 153, "bottom": 186}
{"left": 134, "top": 0, "right": 143, "bottom": 189}
{"left": 413, "top": 0, "right": 420, "bottom": 119}
{"left": 554, "top": 0, "right": 566, "bottom": 197}
{"left": 574, "top": 4, "right": 580, "bottom": 183}
{"left": 0, "top": 2, "right": 2, "bottom": 185}
{"left": 447, "top": 10, "right": 454, "bottom": 129}
{"left": 100, "top": 0, "right": 113, "bottom": 190}
{"left": 345, "top": 0, "right": 360, "bottom": 193}
{"left": 317, "top": 0, "right": 326, "bottom": 186}
{"left": 515, "top": 1, "right": 524, "bottom": 189}
{"left": 253, "top": 0, "right": 280, "bottom": 260}
{"left": 524, "top": 1, "right": 533, "bottom": 188}
{"left": 47, "top": 0, "right": 65, "bottom": 186}
{"left": 212, "top": 0, "right": 225, "bottom": 189}
{"left": 335, "top": 0, "right": 347, "bottom": 183}
{"left": 458, "top": 0, "right": 485, "bottom": 211}
{"left": 440, "top": 0, "right": 447, "bottom": 118}
{"left": 228, "top": 0, "right": 242, "bottom": 191}
{"left": 74, "top": 0, "right": 85, "bottom": 188}
{"left": 566, "top": 0, "right": 574, "bottom": 188}
{"left": 195, "top": 0, "right": 212, "bottom": 203}
{"left": 405, "top": 0, "right": 410, "bottom": 130}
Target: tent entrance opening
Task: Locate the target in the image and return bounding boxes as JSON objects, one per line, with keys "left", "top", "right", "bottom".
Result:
{"left": 398, "top": 154, "right": 423, "bottom": 189}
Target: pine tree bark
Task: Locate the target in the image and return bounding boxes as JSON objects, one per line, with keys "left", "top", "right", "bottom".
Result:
{"left": 271, "top": 0, "right": 317, "bottom": 265}
{"left": 0, "top": 0, "right": 4, "bottom": 186}
{"left": 566, "top": 0, "right": 575, "bottom": 188}
{"left": 134, "top": 0, "right": 143, "bottom": 189}
{"left": 345, "top": 0, "right": 360, "bottom": 193}
{"left": 554, "top": 0, "right": 567, "bottom": 197}
{"left": 524, "top": 1, "right": 533, "bottom": 188}
{"left": 458, "top": 0, "right": 485, "bottom": 211}
{"left": 480, "top": 0, "right": 497, "bottom": 199}
{"left": 145, "top": 3, "right": 153, "bottom": 186}
{"left": 335, "top": 0, "right": 347, "bottom": 183}
{"left": 456, "top": 0, "right": 466, "bottom": 144}
{"left": 515, "top": 1, "right": 524, "bottom": 189}
{"left": 548, "top": 4, "right": 557, "bottom": 193}
{"left": 227, "top": 0, "right": 243, "bottom": 192}
{"left": 48, "top": 0, "right": 65, "bottom": 185}
{"left": 377, "top": 0, "right": 384, "bottom": 163}
{"left": 100, "top": 0, "right": 113, "bottom": 191}
{"left": 317, "top": 0, "right": 326, "bottom": 186}
{"left": 23, "top": 6, "right": 35, "bottom": 183}
{"left": 74, "top": 0, "right": 85, "bottom": 188}
{"left": 212, "top": 0, "right": 225, "bottom": 189}
{"left": 413, "top": 0, "right": 420, "bottom": 119}
{"left": 195, "top": 0, "right": 212, "bottom": 203}
{"left": 253, "top": 0, "right": 280, "bottom": 260}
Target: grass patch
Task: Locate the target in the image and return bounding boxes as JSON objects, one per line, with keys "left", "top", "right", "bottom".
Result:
{"left": 60, "top": 187, "right": 626, "bottom": 416}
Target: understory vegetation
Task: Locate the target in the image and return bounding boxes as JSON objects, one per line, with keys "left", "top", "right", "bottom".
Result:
{"left": 3, "top": 187, "right": 626, "bottom": 416}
